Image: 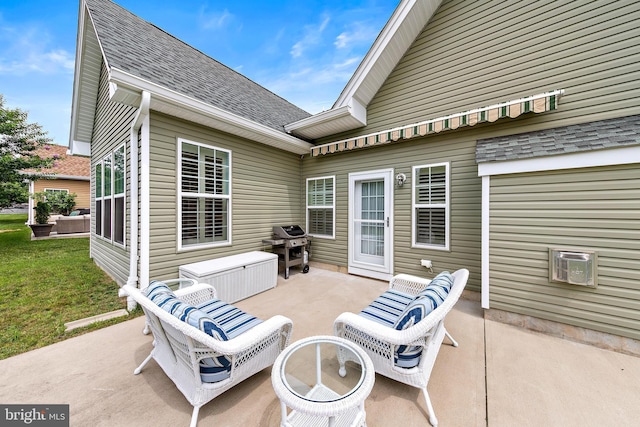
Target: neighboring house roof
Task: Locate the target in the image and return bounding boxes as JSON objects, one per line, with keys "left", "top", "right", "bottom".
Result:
{"left": 70, "top": 0, "right": 313, "bottom": 155}
{"left": 23, "top": 144, "right": 90, "bottom": 180}
{"left": 476, "top": 115, "right": 640, "bottom": 163}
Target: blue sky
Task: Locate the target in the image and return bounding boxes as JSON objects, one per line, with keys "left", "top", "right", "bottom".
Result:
{"left": 0, "top": 0, "right": 398, "bottom": 147}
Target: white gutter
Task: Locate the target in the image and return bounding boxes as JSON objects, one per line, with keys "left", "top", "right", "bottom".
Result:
{"left": 124, "top": 91, "right": 150, "bottom": 309}
{"left": 42, "top": 174, "right": 90, "bottom": 181}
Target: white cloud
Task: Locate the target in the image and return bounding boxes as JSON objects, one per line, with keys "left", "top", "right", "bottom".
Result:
{"left": 334, "top": 23, "right": 379, "bottom": 50}
{"left": 198, "top": 7, "right": 233, "bottom": 30}
{"left": 0, "top": 24, "right": 74, "bottom": 75}
{"left": 290, "top": 14, "right": 331, "bottom": 58}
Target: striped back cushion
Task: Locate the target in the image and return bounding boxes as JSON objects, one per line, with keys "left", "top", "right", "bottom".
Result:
{"left": 145, "top": 281, "right": 177, "bottom": 301}
{"left": 418, "top": 271, "right": 453, "bottom": 306}
{"left": 392, "top": 271, "right": 454, "bottom": 368}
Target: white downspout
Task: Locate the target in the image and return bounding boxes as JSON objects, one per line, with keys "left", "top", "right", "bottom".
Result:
{"left": 481, "top": 175, "right": 490, "bottom": 309}
{"left": 27, "top": 181, "right": 35, "bottom": 225}
{"left": 122, "top": 91, "right": 150, "bottom": 310}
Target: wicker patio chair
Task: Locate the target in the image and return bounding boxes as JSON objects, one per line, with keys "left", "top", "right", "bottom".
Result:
{"left": 123, "top": 282, "right": 293, "bottom": 427}
{"left": 333, "top": 269, "right": 469, "bottom": 427}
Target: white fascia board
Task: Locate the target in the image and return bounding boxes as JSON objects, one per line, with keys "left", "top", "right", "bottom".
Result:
{"left": 68, "top": 2, "right": 89, "bottom": 152}
{"left": 108, "top": 68, "right": 313, "bottom": 155}
{"left": 334, "top": 0, "right": 441, "bottom": 109}
{"left": 285, "top": 105, "right": 352, "bottom": 132}
{"left": 284, "top": 98, "right": 367, "bottom": 138}
{"left": 48, "top": 175, "right": 90, "bottom": 181}
{"left": 287, "top": 0, "right": 440, "bottom": 140}
{"left": 70, "top": 140, "right": 91, "bottom": 156}
{"left": 478, "top": 145, "right": 640, "bottom": 177}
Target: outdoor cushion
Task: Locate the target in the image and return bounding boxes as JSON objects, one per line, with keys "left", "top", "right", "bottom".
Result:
{"left": 418, "top": 271, "right": 453, "bottom": 304}
{"left": 145, "top": 282, "right": 232, "bottom": 382}
{"left": 392, "top": 271, "right": 454, "bottom": 368}
{"left": 144, "top": 281, "right": 177, "bottom": 302}
{"left": 358, "top": 289, "right": 414, "bottom": 327}
{"left": 197, "top": 299, "right": 262, "bottom": 340}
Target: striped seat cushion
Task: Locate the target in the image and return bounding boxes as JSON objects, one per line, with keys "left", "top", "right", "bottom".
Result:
{"left": 144, "top": 281, "right": 261, "bottom": 383}
{"left": 358, "top": 272, "right": 454, "bottom": 369}
{"left": 196, "top": 299, "right": 263, "bottom": 340}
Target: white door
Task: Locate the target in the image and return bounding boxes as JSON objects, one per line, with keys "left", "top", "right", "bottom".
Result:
{"left": 348, "top": 169, "right": 393, "bottom": 280}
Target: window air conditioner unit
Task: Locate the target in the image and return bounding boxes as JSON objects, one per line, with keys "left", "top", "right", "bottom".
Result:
{"left": 549, "top": 248, "right": 597, "bottom": 288}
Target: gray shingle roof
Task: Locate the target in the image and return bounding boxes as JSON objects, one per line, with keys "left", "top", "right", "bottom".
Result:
{"left": 86, "top": 0, "right": 311, "bottom": 133}
{"left": 476, "top": 115, "right": 640, "bottom": 163}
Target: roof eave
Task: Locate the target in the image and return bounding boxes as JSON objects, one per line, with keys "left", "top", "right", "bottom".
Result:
{"left": 284, "top": 99, "right": 366, "bottom": 140}
{"left": 109, "top": 69, "right": 313, "bottom": 155}
{"left": 68, "top": 0, "right": 102, "bottom": 156}
{"left": 285, "top": 0, "right": 442, "bottom": 140}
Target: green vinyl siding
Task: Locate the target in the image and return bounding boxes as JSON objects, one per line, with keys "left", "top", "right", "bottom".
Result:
{"left": 303, "top": 131, "right": 481, "bottom": 292}
{"left": 90, "top": 61, "right": 135, "bottom": 285}
{"left": 146, "top": 112, "right": 303, "bottom": 280}
{"left": 488, "top": 164, "right": 640, "bottom": 340}
{"left": 323, "top": 0, "right": 640, "bottom": 144}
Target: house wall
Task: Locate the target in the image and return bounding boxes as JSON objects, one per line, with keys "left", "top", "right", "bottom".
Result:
{"left": 304, "top": 0, "right": 640, "bottom": 293}
{"left": 303, "top": 130, "right": 482, "bottom": 292}
{"left": 366, "top": 0, "right": 640, "bottom": 136}
{"left": 322, "top": 0, "right": 640, "bottom": 145}
{"left": 34, "top": 179, "right": 90, "bottom": 210}
{"left": 146, "top": 112, "right": 303, "bottom": 281}
{"left": 89, "top": 62, "right": 136, "bottom": 285}
{"left": 488, "top": 164, "right": 640, "bottom": 340}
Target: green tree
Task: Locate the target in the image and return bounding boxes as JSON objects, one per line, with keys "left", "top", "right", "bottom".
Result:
{"left": 0, "top": 95, "right": 53, "bottom": 209}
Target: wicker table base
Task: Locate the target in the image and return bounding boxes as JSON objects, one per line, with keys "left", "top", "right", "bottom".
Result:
{"left": 271, "top": 336, "right": 374, "bottom": 427}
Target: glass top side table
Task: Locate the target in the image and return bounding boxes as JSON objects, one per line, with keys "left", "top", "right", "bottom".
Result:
{"left": 271, "top": 335, "right": 375, "bottom": 427}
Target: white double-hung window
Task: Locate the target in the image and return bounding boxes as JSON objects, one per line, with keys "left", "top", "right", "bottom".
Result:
{"left": 306, "top": 176, "right": 335, "bottom": 238}
{"left": 178, "top": 139, "right": 231, "bottom": 250}
{"left": 412, "top": 162, "right": 449, "bottom": 250}
{"left": 95, "top": 144, "right": 126, "bottom": 246}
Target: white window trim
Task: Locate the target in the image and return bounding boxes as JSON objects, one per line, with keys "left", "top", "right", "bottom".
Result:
{"left": 95, "top": 144, "right": 126, "bottom": 248}
{"left": 411, "top": 161, "right": 450, "bottom": 251}
{"left": 177, "top": 138, "right": 232, "bottom": 252}
{"left": 306, "top": 175, "right": 336, "bottom": 239}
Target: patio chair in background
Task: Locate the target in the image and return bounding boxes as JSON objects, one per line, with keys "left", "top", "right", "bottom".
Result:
{"left": 333, "top": 269, "right": 469, "bottom": 427}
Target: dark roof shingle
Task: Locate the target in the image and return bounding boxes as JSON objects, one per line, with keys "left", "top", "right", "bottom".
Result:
{"left": 476, "top": 115, "right": 640, "bottom": 163}
{"left": 86, "top": 0, "right": 311, "bottom": 133}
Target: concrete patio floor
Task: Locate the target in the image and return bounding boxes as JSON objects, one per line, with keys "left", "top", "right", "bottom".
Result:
{"left": 1, "top": 267, "right": 639, "bottom": 426}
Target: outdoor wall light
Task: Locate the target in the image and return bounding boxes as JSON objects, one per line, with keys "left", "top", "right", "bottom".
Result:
{"left": 396, "top": 173, "right": 407, "bottom": 186}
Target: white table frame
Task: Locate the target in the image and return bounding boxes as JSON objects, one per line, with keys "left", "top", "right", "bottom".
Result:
{"left": 271, "top": 335, "right": 375, "bottom": 427}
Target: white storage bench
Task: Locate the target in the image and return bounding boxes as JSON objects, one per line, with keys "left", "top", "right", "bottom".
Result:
{"left": 179, "top": 251, "right": 278, "bottom": 303}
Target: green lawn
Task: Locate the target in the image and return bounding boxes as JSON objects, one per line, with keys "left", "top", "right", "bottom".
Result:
{"left": 0, "top": 214, "right": 141, "bottom": 359}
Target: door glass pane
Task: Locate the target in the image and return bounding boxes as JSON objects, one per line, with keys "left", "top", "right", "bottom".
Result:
{"left": 355, "top": 178, "right": 385, "bottom": 264}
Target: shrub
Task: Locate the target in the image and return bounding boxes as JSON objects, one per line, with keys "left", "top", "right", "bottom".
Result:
{"left": 33, "top": 200, "right": 51, "bottom": 224}
{"left": 33, "top": 190, "right": 77, "bottom": 216}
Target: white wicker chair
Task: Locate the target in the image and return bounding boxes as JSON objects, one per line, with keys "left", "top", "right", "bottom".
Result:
{"left": 333, "top": 269, "right": 469, "bottom": 427}
{"left": 123, "top": 283, "right": 293, "bottom": 427}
